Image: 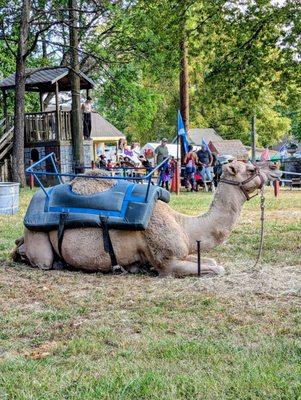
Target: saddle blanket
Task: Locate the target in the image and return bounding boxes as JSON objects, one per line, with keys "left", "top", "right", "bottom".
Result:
{"left": 24, "top": 181, "right": 170, "bottom": 232}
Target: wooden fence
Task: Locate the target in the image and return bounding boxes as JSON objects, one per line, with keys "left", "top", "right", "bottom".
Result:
{"left": 25, "top": 110, "right": 72, "bottom": 143}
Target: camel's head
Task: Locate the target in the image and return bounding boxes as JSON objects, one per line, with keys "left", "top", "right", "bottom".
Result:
{"left": 221, "top": 160, "right": 282, "bottom": 197}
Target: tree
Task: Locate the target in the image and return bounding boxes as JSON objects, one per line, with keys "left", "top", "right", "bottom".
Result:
{"left": 0, "top": 0, "right": 106, "bottom": 182}
{"left": 12, "top": 0, "right": 30, "bottom": 186}
{"left": 1, "top": 0, "right": 299, "bottom": 153}
{"left": 69, "top": 0, "right": 84, "bottom": 171}
{"left": 90, "top": 0, "right": 300, "bottom": 147}
{"left": 0, "top": 0, "right": 62, "bottom": 185}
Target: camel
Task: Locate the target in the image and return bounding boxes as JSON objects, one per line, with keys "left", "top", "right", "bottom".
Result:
{"left": 15, "top": 160, "right": 281, "bottom": 276}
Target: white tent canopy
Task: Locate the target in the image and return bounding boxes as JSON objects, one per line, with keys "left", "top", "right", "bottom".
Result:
{"left": 140, "top": 142, "right": 178, "bottom": 159}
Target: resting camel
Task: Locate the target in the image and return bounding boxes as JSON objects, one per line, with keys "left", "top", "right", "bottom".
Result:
{"left": 15, "top": 161, "right": 281, "bottom": 276}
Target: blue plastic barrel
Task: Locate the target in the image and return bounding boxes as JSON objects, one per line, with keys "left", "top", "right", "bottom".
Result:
{"left": 0, "top": 182, "right": 20, "bottom": 215}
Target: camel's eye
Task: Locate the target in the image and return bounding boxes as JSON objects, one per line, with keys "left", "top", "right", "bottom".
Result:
{"left": 246, "top": 163, "right": 255, "bottom": 173}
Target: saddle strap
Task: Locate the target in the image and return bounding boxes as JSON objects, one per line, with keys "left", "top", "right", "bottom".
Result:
{"left": 58, "top": 212, "right": 69, "bottom": 259}
{"left": 99, "top": 216, "right": 118, "bottom": 267}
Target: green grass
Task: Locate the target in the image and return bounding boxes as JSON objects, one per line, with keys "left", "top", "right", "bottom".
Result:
{"left": 0, "top": 188, "right": 300, "bottom": 399}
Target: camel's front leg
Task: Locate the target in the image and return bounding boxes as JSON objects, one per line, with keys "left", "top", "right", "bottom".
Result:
{"left": 168, "top": 258, "right": 225, "bottom": 277}
{"left": 24, "top": 228, "right": 54, "bottom": 270}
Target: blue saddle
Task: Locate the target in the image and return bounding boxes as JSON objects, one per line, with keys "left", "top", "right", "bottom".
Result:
{"left": 24, "top": 181, "right": 170, "bottom": 231}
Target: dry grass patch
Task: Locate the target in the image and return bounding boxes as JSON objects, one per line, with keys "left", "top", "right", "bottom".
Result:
{"left": 0, "top": 187, "right": 300, "bottom": 399}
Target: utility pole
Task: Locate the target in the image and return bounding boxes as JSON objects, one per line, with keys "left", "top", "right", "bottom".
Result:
{"left": 251, "top": 114, "right": 256, "bottom": 162}
{"left": 179, "top": 2, "right": 189, "bottom": 164}
{"left": 180, "top": 36, "right": 189, "bottom": 134}
{"left": 69, "top": 0, "right": 84, "bottom": 173}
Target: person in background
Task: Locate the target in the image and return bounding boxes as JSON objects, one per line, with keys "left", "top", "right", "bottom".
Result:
{"left": 118, "top": 138, "right": 126, "bottom": 152}
{"left": 160, "top": 160, "right": 172, "bottom": 191}
{"left": 212, "top": 153, "right": 222, "bottom": 187}
{"left": 154, "top": 138, "right": 169, "bottom": 186}
{"left": 169, "top": 156, "right": 176, "bottom": 180}
{"left": 197, "top": 144, "right": 213, "bottom": 183}
{"left": 139, "top": 155, "right": 152, "bottom": 174}
{"left": 154, "top": 138, "right": 169, "bottom": 165}
{"left": 184, "top": 145, "right": 198, "bottom": 191}
{"left": 97, "top": 154, "right": 107, "bottom": 168}
{"left": 107, "top": 159, "right": 113, "bottom": 170}
{"left": 81, "top": 96, "right": 93, "bottom": 139}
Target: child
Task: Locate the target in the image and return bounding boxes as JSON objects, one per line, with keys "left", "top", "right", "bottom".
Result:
{"left": 107, "top": 159, "right": 113, "bottom": 170}
{"left": 160, "top": 160, "right": 172, "bottom": 191}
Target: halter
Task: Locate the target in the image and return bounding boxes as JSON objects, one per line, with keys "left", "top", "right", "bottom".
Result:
{"left": 219, "top": 165, "right": 265, "bottom": 201}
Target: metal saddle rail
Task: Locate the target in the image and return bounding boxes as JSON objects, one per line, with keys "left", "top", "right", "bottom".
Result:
{"left": 26, "top": 152, "right": 171, "bottom": 203}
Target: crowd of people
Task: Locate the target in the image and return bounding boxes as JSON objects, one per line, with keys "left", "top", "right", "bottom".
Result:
{"left": 154, "top": 138, "right": 224, "bottom": 192}
{"left": 81, "top": 97, "right": 226, "bottom": 193}
{"left": 95, "top": 136, "right": 227, "bottom": 192}
{"left": 183, "top": 144, "right": 223, "bottom": 191}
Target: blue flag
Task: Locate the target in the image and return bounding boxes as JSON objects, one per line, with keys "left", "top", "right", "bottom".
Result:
{"left": 201, "top": 137, "right": 211, "bottom": 153}
{"left": 177, "top": 110, "right": 189, "bottom": 153}
{"left": 279, "top": 144, "right": 287, "bottom": 158}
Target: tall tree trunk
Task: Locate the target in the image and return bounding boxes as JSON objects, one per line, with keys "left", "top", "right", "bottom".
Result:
{"left": 69, "top": 0, "right": 84, "bottom": 172}
{"left": 42, "top": 32, "right": 47, "bottom": 58}
{"left": 251, "top": 114, "right": 257, "bottom": 162}
{"left": 12, "top": 0, "right": 29, "bottom": 187}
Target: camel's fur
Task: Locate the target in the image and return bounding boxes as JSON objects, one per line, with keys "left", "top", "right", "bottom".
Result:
{"left": 18, "top": 161, "right": 281, "bottom": 277}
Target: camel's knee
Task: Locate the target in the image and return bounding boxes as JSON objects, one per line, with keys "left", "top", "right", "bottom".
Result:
{"left": 24, "top": 228, "right": 54, "bottom": 270}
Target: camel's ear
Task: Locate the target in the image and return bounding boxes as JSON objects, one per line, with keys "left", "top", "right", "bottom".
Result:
{"left": 226, "top": 162, "right": 239, "bottom": 176}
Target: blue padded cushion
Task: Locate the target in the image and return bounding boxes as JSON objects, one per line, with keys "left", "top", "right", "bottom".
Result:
{"left": 24, "top": 181, "right": 170, "bottom": 231}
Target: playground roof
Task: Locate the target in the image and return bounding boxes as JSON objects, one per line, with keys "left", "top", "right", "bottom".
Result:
{"left": 272, "top": 138, "right": 301, "bottom": 152}
{"left": 190, "top": 128, "right": 223, "bottom": 145}
{"left": 91, "top": 112, "right": 125, "bottom": 140}
{"left": 0, "top": 67, "right": 95, "bottom": 92}
{"left": 209, "top": 139, "right": 249, "bottom": 159}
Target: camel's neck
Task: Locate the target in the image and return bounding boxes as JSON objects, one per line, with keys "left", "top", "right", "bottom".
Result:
{"left": 181, "top": 183, "right": 246, "bottom": 252}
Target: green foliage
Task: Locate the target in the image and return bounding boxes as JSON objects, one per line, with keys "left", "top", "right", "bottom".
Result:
{"left": 89, "top": 0, "right": 300, "bottom": 146}
{"left": 0, "top": 0, "right": 300, "bottom": 145}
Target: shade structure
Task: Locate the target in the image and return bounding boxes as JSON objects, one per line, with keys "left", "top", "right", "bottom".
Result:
{"left": 0, "top": 67, "right": 95, "bottom": 93}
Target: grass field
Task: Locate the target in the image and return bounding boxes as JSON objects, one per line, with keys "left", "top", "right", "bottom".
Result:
{"left": 0, "top": 188, "right": 300, "bottom": 399}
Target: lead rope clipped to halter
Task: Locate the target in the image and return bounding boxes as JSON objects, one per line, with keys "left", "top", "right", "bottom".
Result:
{"left": 252, "top": 187, "right": 265, "bottom": 271}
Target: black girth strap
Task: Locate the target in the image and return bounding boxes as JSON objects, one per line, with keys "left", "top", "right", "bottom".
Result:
{"left": 58, "top": 212, "right": 69, "bottom": 258}
{"left": 99, "top": 216, "right": 118, "bottom": 267}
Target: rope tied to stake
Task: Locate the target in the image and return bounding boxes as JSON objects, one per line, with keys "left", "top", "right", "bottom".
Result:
{"left": 252, "top": 187, "right": 265, "bottom": 270}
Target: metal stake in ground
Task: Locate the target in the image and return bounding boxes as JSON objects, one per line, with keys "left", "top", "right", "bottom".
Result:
{"left": 197, "top": 240, "right": 201, "bottom": 277}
